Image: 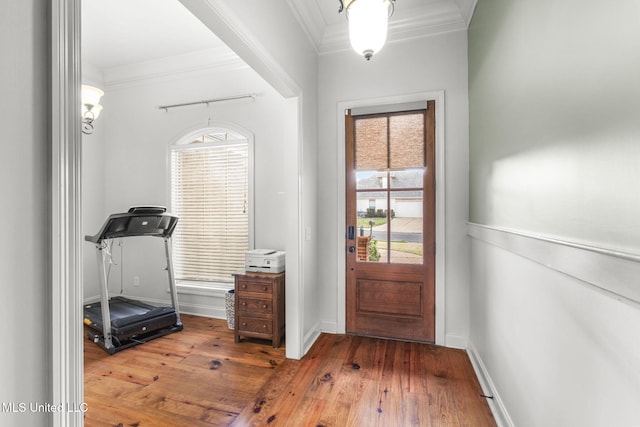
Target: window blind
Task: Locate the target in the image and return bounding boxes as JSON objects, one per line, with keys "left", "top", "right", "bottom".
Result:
{"left": 170, "top": 140, "right": 249, "bottom": 283}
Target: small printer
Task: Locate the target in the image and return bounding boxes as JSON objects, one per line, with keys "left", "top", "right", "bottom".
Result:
{"left": 245, "top": 249, "right": 285, "bottom": 273}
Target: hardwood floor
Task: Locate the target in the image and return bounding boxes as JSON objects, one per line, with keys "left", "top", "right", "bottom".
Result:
{"left": 84, "top": 315, "right": 496, "bottom": 426}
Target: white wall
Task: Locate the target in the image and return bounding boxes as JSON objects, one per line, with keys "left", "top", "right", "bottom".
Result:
{"left": 81, "top": 128, "right": 106, "bottom": 299}
{"left": 468, "top": 2, "right": 640, "bottom": 426}
{"left": 178, "top": 0, "right": 320, "bottom": 358}
{"left": 82, "top": 63, "right": 288, "bottom": 308}
{"left": 0, "top": 1, "right": 51, "bottom": 425}
{"left": 318, "top": 31, "right": 471, "bottom": 346}
{"left": 82, "top": 64, "right": 106, "bottom": 299}
{"left": 469, "top": 230, "right": 640, "bottom": 427}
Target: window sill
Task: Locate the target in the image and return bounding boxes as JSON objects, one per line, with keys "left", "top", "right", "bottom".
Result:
{"left": 176, "top": 281, "right": 233, "bottom": 297}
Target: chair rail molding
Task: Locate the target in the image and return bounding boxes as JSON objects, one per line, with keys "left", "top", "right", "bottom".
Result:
{"left": 467, "top": 222, "right": 640, "bottom": 305}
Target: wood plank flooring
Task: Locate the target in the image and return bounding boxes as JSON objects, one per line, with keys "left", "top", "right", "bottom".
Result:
{"left": 84, "top": 315, "right": 496, "bottom": 426}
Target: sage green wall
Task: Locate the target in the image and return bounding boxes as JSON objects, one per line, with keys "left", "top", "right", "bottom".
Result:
{"left": 468, "top": 1, "right": 640, "bottom": 253}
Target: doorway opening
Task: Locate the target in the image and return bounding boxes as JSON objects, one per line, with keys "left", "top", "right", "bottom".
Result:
{"left": 52, "top": 2, "right": 305, "bottom": 425}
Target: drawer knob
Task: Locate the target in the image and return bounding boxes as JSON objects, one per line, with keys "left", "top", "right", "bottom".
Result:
{"left": 242, "top": 322, "right": 247, "bottom": 326}
{"left": 242, "top": 284, "right": 247, "bottom": 289}
{"left": 263, "top": 324, "right": 267, "bottom": 329}
{"left": 263, "top": 286, "right": 268, "bottom": 291}
{"left": 241, "top": 302, "right": 247, "bottom": 306}
{"left": 262, "top": 304, "right": 267, "bottom": 309}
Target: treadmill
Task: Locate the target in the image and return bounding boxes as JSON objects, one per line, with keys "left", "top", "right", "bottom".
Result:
{"left": 84, "top": 206, "right": 183, "bottom": 354}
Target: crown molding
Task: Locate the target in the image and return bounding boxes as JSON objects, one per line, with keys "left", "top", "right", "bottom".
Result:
{"left": 288, "top": 0, "right": 473, "bottom": 56}
{"left": 452, "top": 0, "right": 478, "bottom": 26}
{"left": 87, "top": 0, "right": 479, "bottom": 88}
{"left": 285, "top": 0, "right": 324, "bottom": 53}
{"left": 99, "top": 46, "right": 247, "bottom": 90}
{"left": 319, "top": 1, "right": 468, "bottom": 55}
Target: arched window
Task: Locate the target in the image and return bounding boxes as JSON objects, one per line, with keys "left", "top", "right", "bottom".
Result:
{"left": 170, "top": 127, "right": 253, "bottom": 285}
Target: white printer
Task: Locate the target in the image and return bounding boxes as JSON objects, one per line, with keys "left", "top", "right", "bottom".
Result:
{"left": 245, "top": 249, "right": 285, "bottom": 273}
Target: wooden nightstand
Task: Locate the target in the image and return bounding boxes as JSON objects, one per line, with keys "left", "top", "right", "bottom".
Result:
{"left": 233, "top": 271, "right": 285, "bottom": 348}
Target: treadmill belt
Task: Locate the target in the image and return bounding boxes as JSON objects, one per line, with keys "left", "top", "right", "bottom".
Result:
{"left": 84, "top": 296, "right": 180, "bottom": 342}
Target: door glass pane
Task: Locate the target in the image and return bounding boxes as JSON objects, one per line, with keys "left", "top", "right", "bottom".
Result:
{"left": 390, "top": 168, "right": 424, "bottom": 189}
{"left": 389, "top": 190, "right": 423, "bottom": 264}
{"left": 352, "top": 111, "right": 426, "bottom": 265}
{"left": 390, "top": 113, "right": 424, "bottom": 169}
{"left": 355, "top": 117, "right": 388, "bottom": 170}
{"left": 356, "top": 170, "right": 387, "bottom": 190}
{"left": 355, "top": 191, "right": 387, "bottom": 263}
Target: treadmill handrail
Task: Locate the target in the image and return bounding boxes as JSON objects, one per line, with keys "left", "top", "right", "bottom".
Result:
{"left": 85, "top": 206, "right": 178, "bottom": 244}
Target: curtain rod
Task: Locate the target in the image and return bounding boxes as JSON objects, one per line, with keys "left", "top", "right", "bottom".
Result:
{"left": 157, "top": 93, "right": 256, "bottom": 112}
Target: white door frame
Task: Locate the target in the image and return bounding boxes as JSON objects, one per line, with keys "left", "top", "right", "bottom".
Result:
{"left": 51, "top": 1, "right": 84, "bottom": 426}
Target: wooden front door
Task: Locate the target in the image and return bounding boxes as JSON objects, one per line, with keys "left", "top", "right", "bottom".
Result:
{"left": 346, "top": 101, "right": 435, "bottom": 342}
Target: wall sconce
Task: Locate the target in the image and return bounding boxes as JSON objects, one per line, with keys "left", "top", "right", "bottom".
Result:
{"left": 339, "top": 0, "right": 395, "bottom": 61}
{"left": 82, "top": 85, "right": 104, "bottom": 135}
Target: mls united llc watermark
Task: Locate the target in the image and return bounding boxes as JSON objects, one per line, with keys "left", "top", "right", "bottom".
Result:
{"left": 2, "top": 402, "right": 88, "bottom": 413}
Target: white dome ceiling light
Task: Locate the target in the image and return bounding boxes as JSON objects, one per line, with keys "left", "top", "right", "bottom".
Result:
{"left": 339, "top": 0, "right": 395, "bottom": 61}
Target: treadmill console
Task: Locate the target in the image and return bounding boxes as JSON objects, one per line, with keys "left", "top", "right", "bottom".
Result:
{"left": 127, "top": 206, "right": 167, "bottom": 214}
{"left": 85, "top": 205, "right": 178, "bottom": 243}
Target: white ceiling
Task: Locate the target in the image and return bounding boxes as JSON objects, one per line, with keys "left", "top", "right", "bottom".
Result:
{"left": 82, "top": 0, "right": 476, "bottom": 72}
{"left": 82, "top": 0, "right": 227, "bottom": 70}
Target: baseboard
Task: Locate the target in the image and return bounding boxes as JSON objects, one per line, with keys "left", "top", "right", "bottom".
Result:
{"left": 178, "top": 302, "right": 225, "bottom": 319}
{"left": 83, "top": 295, "right": 100, "bottom": 305}
{"left": 303, "top": 321, "right": 321, "bottom": 355}
{"left": 445, "top": 333, "right": 467, "bottom": 349}
{"left": 467, "top": 341, "right": 514, "bottom": 427}
{"left": 319, "top": 319, "right": 339, "bottom": 334}
{"left": 176, "top": 282, "right": 232, "bottom": 298}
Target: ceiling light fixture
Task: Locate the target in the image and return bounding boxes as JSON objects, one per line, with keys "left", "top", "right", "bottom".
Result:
{"left": 339, "top": 0, "right": 395, "bottom": 61}
{"left": 81, "top": 85, "right": 104, "bottom": 135}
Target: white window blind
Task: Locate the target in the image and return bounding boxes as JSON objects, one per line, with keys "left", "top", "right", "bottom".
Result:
{"left": 170, "top": 137, "right": 249, "bottom": 283}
